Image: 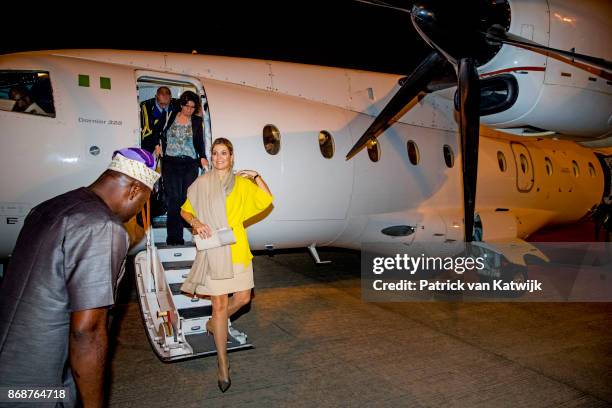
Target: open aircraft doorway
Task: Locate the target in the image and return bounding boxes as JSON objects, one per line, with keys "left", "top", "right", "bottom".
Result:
{"left": 133, "top": 71, "right": 251, "bottom": 362}
{"left": 135, "top": 70, "right": 211, "bottom": 154}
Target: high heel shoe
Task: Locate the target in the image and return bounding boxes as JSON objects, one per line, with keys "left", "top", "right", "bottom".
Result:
{"left": 217, "top": 359, "right": 231, "bottom": 393}
{"left": 217, "top": 377, "right": 231, "bottom": 393}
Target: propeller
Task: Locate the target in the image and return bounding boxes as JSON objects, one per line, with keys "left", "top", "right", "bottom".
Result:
{"left": 348, "top": 0, "right": 611, "bottom": 242}
{"left": 345, "top": 51, "right": 447, "bottom": 160}
{"left": 457, "top": 58, "right": 480, "bottom": 243}
{"left": 347, "top": 1, "right": 489, "bottom": 242}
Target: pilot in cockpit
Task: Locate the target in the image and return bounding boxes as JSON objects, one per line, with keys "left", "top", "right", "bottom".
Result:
{"left": 9, "top": 85, "right": 50, "bottom": 116}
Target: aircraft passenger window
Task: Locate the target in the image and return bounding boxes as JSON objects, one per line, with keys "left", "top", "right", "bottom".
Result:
{"left": 367, "top": 139, "right": 380, "bottom": 162}
{"left": 545, "top": 157, "right": 553, "bottom": 176}
{"left": 443, "top": 144, "right": 454, "bottom": 168}
{"left": 263, "top": 124, "right": 281, "bottom": 155}
{"left": 407, "top": 140, "right": 419, "bottom": 165}
{"left": 519, "top": 154, "right": 529, "bottom": 174}
{"left": 0, "top": 70, "right": 55, "bottom": 117}
{"left": 318, "top": 130, "right": 334, "bottom": 159}
{"left": 497, "top": 151, "right": 507, "bottom": 172}
{"left": 588, "top": 162, "right": 596, "bottom": 177}
{"left": 572, "top": 160, "right": 580, "bottom": 177}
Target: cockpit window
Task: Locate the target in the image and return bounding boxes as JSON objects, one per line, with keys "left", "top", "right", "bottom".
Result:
{"left": 0, "top": 70, "right": 55, "bottom": 117}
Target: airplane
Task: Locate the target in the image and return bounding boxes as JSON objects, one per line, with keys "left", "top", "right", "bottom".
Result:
{"left": 0, "top": 0, "right": 611, "bottom": 360}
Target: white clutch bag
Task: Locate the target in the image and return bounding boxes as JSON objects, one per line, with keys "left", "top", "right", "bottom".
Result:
{"left": 193, "top": 227, "right": 236, "bottom": 251}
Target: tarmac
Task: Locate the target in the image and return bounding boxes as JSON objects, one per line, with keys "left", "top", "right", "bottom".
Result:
{"left": 107, "top": 247, "right": 612, "bottom": 408}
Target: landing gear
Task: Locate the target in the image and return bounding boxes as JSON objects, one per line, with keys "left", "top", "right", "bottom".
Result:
{"left": 308, "top": 243, "right": 331, "bottom": 264}
{"left": 474, "top": 246, "right": 529, "bottom": 297}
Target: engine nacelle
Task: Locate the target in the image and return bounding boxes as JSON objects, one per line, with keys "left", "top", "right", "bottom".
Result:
{"left": 477, "top": 0, "right": 612, "bottom": 140}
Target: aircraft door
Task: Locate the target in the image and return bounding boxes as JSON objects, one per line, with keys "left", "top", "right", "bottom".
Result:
{"left": 510, "top": 142, "right": 535, "bottom": 192}
{"left": 135, "top": 70, "right": 207, "bottom": 164}
{"left": 201, "top": 94, "right": 212, "bottom": 164}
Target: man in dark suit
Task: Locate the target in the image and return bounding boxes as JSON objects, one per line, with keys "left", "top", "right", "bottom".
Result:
{"left": 140, "top": 86, "right": 180, "bottom": 154}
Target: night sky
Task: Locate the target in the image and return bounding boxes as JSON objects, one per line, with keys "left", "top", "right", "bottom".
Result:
{"left": 2, "top": 1, "right": 429, "bottom": 75}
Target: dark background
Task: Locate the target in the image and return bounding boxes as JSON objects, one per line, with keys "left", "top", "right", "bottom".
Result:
{"left": 2, "top": 1, "right": 429, "bottom": 74}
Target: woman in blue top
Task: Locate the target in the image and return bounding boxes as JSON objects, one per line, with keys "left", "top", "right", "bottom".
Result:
{"left": 158, "top": 91, "right": 209, "bottom": 245}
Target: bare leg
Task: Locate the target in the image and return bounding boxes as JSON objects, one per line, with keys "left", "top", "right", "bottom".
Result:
{"left": 210, "top": 294, "right": 229, "bottom": 383}
{"left": 227, "top": 289, "right": 252, "bottom": 318}
{"left": 205, "top": 290, "right": 249, "bottom": 331}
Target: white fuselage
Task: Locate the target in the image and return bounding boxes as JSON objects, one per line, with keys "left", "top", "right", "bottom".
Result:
{"left": 0, "top": 49, "right": 607, "bottom": 257}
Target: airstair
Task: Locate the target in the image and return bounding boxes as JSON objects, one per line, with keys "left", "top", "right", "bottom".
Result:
{"left": 134, "top": 211, "right": 252, "bottom": 362}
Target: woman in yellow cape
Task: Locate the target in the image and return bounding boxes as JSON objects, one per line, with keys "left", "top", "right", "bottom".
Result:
{"left": 179, "top": 137, "right": 273, "bottom": 392}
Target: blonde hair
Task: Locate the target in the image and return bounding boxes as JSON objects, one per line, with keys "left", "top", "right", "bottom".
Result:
{"left": 211, "top": 138, "right": 234, "bottom": 155}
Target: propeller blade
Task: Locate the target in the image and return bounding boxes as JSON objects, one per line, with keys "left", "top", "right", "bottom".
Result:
{"left": 346, "top": 51, "right": 446, "bottom": 160}
{"left": 424, "top": 62, "right": 457, "bottom": 92}
{"left": 353, "top": 0, "right": 411, "bottom": 14}
{"left": 486, "top": 25, "right": 612, "bottom": 79}
{"left": 457, "top": 58, "right": 480, "bottom": 242}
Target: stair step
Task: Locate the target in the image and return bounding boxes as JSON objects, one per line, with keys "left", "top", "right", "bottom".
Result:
{"left": 178, "top": 306, "right": 212, "bottom": 319}
{"left": 151, "top": 215, "right": 167, "bottom": 228}
{"left": 158, "top": 246, "right": 196, "bottom": 263}
{"left": 169, "top": 282, "right": 185, "bottom": 295}
{"left": 184, "top": 332, "right": 252, "bottom": 356}
{"left": 163, "top": 261, "right": 193, "bottom": 270}
{"left": 152, "top": 221, "right": 166, "bottom": 228}
{"left": 183, "top": 316, "right": 208, "bottom": 335}
{"left": 166, "top": 268, "right": 190, "bottom": 284}
{"left": 156, "top": 242, "right": 196, "bottom": 249}
{"left": 172, "top": 291, "right": 211, "bottom": 310}
{"left": 153, "top": 227, "right": 193, "bottom": 245}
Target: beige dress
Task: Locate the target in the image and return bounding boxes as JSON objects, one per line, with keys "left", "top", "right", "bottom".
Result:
{"left": 192, "top": 262, "right": 254, "bottom": 296}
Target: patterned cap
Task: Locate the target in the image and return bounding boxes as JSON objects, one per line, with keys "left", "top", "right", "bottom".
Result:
{"left": 108, "top": 148, "right": 160, "bottom": 190}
